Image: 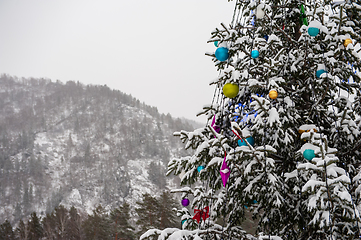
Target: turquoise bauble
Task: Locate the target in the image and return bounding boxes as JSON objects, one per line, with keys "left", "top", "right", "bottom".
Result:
{"left": 303, "top": 149, "right": 315, "bottom": 161}
{"left": 251, "top": 50, "right": 259, "bottom": 59}
{"left": 197, "top": 166, "right": 205, "bottom": 172}
{"left": 316, "top": 69, "right": 327, "bottom": 78}
{"left": 214, "top": 41, "right": 219, "bottom": 47}
{"left": 182, "top": 219, "right": 187, "bottom": 225}
{"left": 215, "top": 47, "right": 229, "bottom": 61}
{"left": 308, "top": 27, "right": 319, "bottom": 37}
{"left": 238, "top": 136, "right": 255, "bottom": 146}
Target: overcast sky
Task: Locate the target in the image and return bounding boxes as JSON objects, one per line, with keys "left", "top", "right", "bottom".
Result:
{"left": 0, "top": 0, "right": 235, "bottom": 122}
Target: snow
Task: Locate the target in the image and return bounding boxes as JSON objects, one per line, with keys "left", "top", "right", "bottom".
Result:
{"left": 61, "top": 188, "right": 83, "bottom": 209}
{"left": 299, "top": 124, "right": 317, "bottom": 132}
{"left": 267, "top": 107, "right": 279, "bottom": 127}
{"left": 302, "top": 179, "right": 325, "bottom": 193}
{"left": 207, "top": 156, "right": 223, "bottom": 167}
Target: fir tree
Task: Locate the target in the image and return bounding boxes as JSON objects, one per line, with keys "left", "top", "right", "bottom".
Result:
{"left": 65, "top": 206, "right": 83, "bottom": 240}
{"left": 148, "top": 161, "right": 166, "bottom": 189}
{"left": 15, "top": 219, "right": 28, "bottom": 240}
{"left": 82, "top": 205, "right": 111, "bottom": 240}
{"left": 53, "top": 205, "right": 69, "bottom": 240}
{"left": 42, "top": 212, "right": 56, "bottom": 240}
{"left": 140, "top": 0, "right": 361, "bottom": 239}
{"left": 157, "top": 191, "right": 178, "bottom": 229}
{"left": 135, "top": 193, "right": 160, "bottom": 236}
{"left": 27, "top": 212, "right": 42, "bottom": 240}
{"left": 110, "top": 202, "right": 134, "bottom": 240}
{"left": 0, "top": 220, "right": 15, "bottom": 240}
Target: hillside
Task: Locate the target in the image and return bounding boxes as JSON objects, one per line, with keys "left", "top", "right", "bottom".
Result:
{"left": 0, "top": 74, "right": 194, "bottom": 224}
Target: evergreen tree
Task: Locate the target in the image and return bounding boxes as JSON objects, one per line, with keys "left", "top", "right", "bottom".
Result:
{"left": 42, "top": 212, "right": 56, "bottom": 240}
{"left": 27, "top": 212, "right": 42, "bottom": 240}
{"left": 82, "top": 205, "right": 111, "bottom": 240}
{"left": 110, "top": 202, "right": 134, "bottom": 240}
{"left": 65, "top": 206, "right": 83, "bottom": 240}
{"left": 157, "top": 191, "right": 178, "bottom": 229}
{"left": 15, "top": 220, "right": 28, "bottom": 240}
{"left": 148, "top": 161, "right": 166, "bottom": 189}
{"left": 13, "top": 203, "right": 22, "bottom": 223}
{"left": 0, "top": 220, "right": 15, "bottom": 240}
{"left": 140, "top": 0, "right": 361, "bottom": 239}
{"left": 53, "top": 205, "right": 69, "bottom": 240}
{"left": 22, "top": 183, "right": 30, "bottom": 215}
{"left": 135, "top": 193, "right": 160, "bottom": 236}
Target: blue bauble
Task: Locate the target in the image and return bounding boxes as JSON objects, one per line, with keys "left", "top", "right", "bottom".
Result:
{"left": 251, "top": 50, "right": 259, "bottom": 59}
{"left": 264, "top": 35, "right": 269, "bottom": 41}
{"left": 308, "top": 27, "right": 319, "bottom": 37}
{"left": 214, "top": 41, "right": 219, "bottom": 47}
{"left": 246, "top": 136, "right": 255, "bottom": 146}
{"left": 197, "top": 166, "right": 205, "bottom": 172}
{"left": 303, "top": 149, "right": 315, "bottom": 161}
{"left": 238, "top": 136, "right": 255, "bottom": 147}
{"left": 181, "top": 219, "right": 187, "bottom": 225}
{"left": 215, "top": 47, "right": 229, "bottom": 61}
{"left": 316, "top": 69, "right": 327, "bottom": 78}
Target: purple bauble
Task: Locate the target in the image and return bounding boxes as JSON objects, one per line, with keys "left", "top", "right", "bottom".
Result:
{"left": 181, "top": 198, "right": 190, "bottom": 207}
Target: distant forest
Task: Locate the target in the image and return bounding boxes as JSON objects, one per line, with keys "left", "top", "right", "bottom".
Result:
{"left": 0, "top": 191, "right": 178, "bottom": 240}
{"left": 0, "top": 74, "right": 195, "bottom": 234}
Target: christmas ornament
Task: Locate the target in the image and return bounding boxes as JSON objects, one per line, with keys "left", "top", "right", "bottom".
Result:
{"left": 211, "top": 115, "right": 220, "bottom": 136}
{"left": 344, "top": 38, "right": 352, "bottom": 47}
{"left": 269, "top": 90, "right": 278, "bottom": 99}
{"left": 264, "top": 35, "right": 269, "bottom": 41}
{"left": 238, "top": 136, "right": 255, "bottom": 147}
{"left": 251, "top": 50, "right": 259, "bottom": 59}
{"left": 192, "top": 206, "right": 209, "bottom": 223}
{"left": 245, "top": 200, "right": 258, "bottom": 209}
{"left": 215, "top": 47, "right": 229, "bottom": 61}
{"left": 300, "top": 4, "right": 308, "bottom": 26}
{"left": 197, "top": 166, "right": 205, "bottom": 172}
{"left": 303, "top": 149, "right": 315, "bottom": 161}
{"left": 181, "top": 219, "right": 187, "bottom": 225}
{"left": 220, "top": 156, "right": 230, "bottom": 187}
{"left": 316, "top": 69, "right": 327, "bottom": 78}
{"left": 181, "top": 198, "right": 190, "bottom": 207}
{"left": 298, "top": 125, "right": 317, "bottom": 134}
{"left": 223, "top": 83, "right": 239, "bottom": 98}
{"left": 256, "top": 5, "right": 265, "bottom": 19}
{"left": 316, "top": 64, "right": 327, "bottom": 78}
{"left": 308, "top": 27, "right": 319, "bottom": 37}
{"left": 214, "top": 41, "right": 219, "bottom": 47}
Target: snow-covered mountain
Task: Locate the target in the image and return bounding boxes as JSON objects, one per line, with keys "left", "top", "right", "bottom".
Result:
{"left": 0, "top": 74, "right": 193, "bottom": 224}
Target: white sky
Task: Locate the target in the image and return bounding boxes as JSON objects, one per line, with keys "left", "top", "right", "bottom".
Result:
{"left": 0, "top": 0, "right": 236, "bottom": 122}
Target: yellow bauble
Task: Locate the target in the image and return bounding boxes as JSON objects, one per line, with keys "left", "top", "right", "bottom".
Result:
{"left": 222, "top": 83, "right": 239, "bottom": 98}
{"left": 344, "top": 38, "right": 352, "bottom": 47}
{"left": 269, "top": 90, "right": 278, "bottom": 99}
{"left": 299, "top": 128, "right": 317, "bottom": 135}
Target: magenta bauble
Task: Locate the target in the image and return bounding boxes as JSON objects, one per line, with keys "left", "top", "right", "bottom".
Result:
{"left": 181, "top": 198, "right": 190, "bottom": 207}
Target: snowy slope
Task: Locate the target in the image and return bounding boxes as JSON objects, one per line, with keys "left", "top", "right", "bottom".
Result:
{"left": 0, "top": 74, "right": 193, "bottom": 223}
